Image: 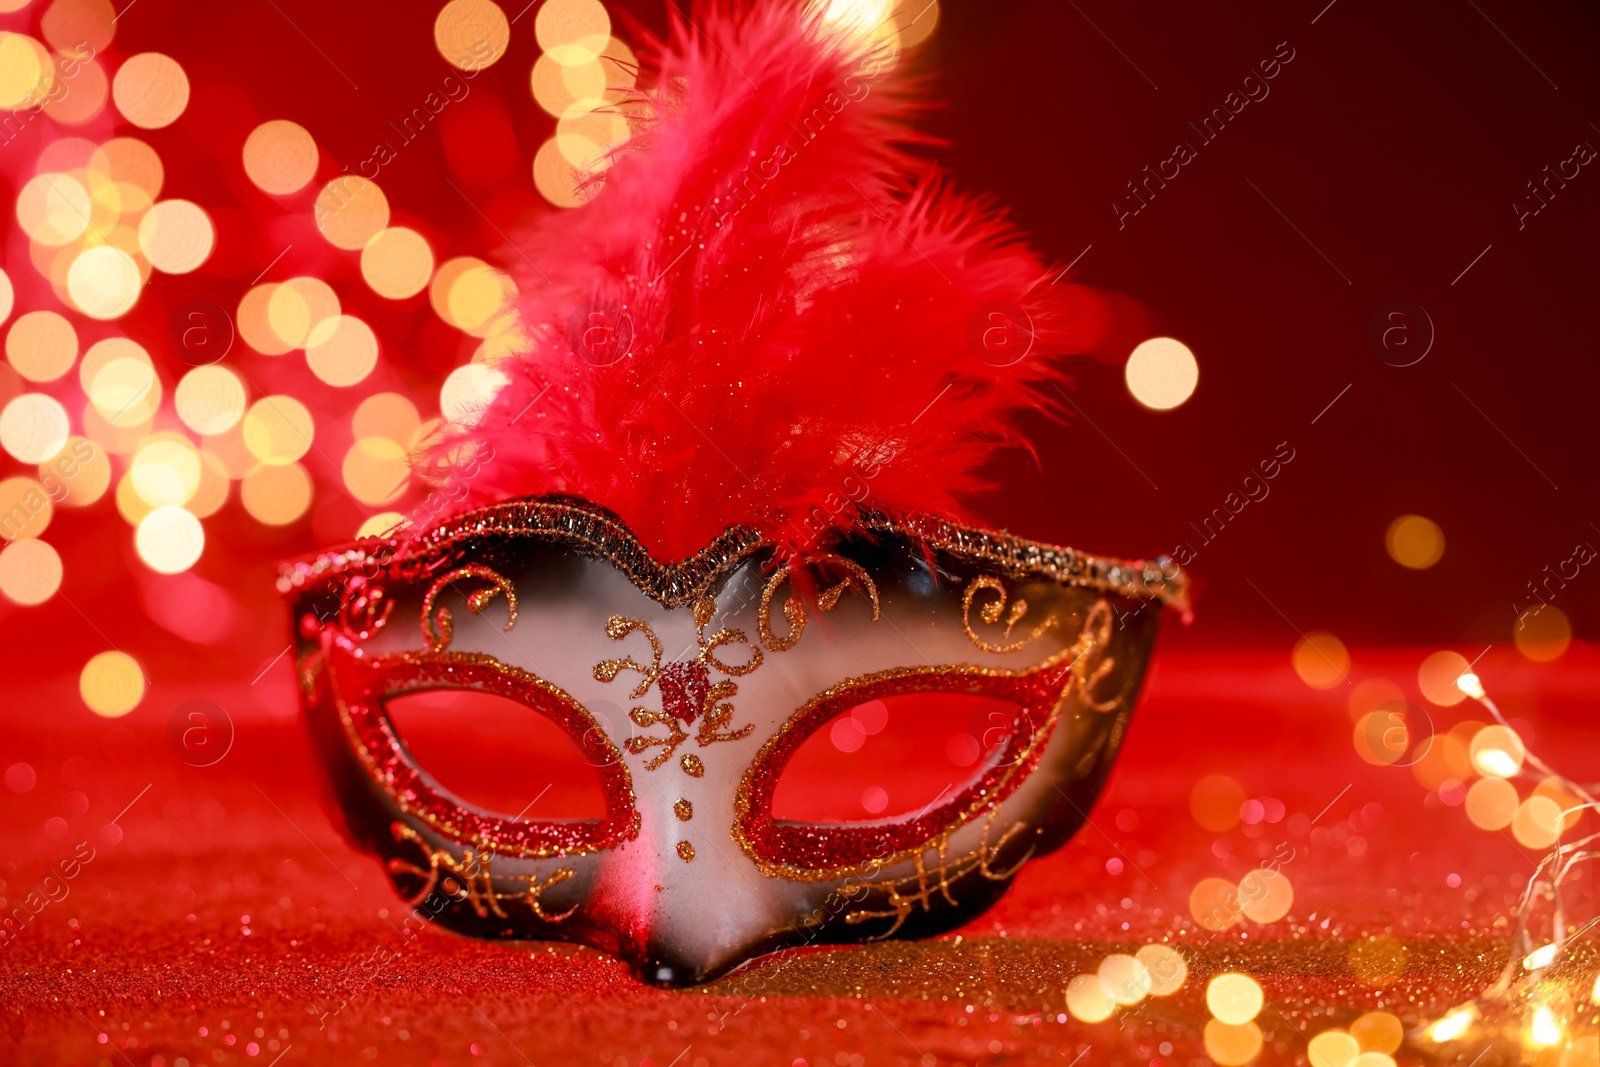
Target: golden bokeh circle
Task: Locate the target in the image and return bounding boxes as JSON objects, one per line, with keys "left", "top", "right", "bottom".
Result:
{"left": 0, "top": 476, "right": 53, "bottom": 539}
{"left": 0, "top": 267, "right": 13, "bottom": 325}
{"left": 242, "top": 395, "right": 315, "bottom": 465}
{"left": 1307, "top": 1028, "right": 1360, "bottom": 1067}
{"left": 434, "top": 0, "right": 510, "bottom": 71}
{"left": 361, "top": 227, "right": 434, "bottom": 300}
{"left": 1202, "top": 1019, "right": 1263, "bottom": 1067}
{"left": 314, "top": 176, "right": 390, "bottom": 251}
{"left": 1512, "top": 795, "right": 1564, "bottom": 851}
{"left": 1096, "top": 954, "right": 1151, "bottom": 1006}
{"left": 44, "top": 56, "right": 108, "bottom": 125}
{"left": 40, "top": 435, "right": 110, "bottom": 507}
{"left": 111, "top": 51, "right": 189, "bottom": 129}
{"left": 1385, "top": 514, "right": 1444, "bottom": 569}
{"left": 533, "top": 135, "right": 585, "bottom": 208}
{"left": 1063, "top": 973, "right": 1115, "bottom": 1024}
{"left": 1125, "top": 337, "right": 1199, "bottom": 411}
{"left": 135, "top": 504, "right": 204, "bottom": 573}
{"left": 240, "top": 460, "right": 313, "bottom": 525}
{"left": 1469, "top": 724, "right": 1526, "bottom": 779}
{"left": 1, "top": 392, "right": 70, "bottom": 463}
{"left": 439, "top": 362, "right": 509, "bottom": 423}
{"left": 41, "top": 0, "right": 117, "bottom": 53}
{"left": 306, "top": 315, "right": 379, "bottom": 388}
{"left": 342, "top": 436, "right": 409, "bottom": 506}
{"left": 137, "top": 198, "right": 214, "bottom": 274}
{"left": 130, "top": 434, "right": 202, "bottom": 507}
{"left": 1189, "top": 773, "right": 1245, "bottom": 832}
{"left": 67, "top": 244, "right": 142, "bottom": 319}
{"left": 0, "top": 32, "right": 48, "bottom": 109}
{"left": 79, "top": 649, "right": 145, "bottom": 716}
{"left": 352, "top": 392, "right": 420, "bottom": 444}
{"left": 1189, "top": 876, "right": 1240, "bottom": 932}
{"left": 88, "top": 353, "right": 161, "bottom": 423}
{"left": 1416, "top": 649, "right": 1470, "bottom": 707}
{"left": 175, "top": 365, "right": 246, "bottom": 435}
{"left": 186, "top": 452, "right": 229, "bottom": 518}
{"left": 1292, "top": 630, "right": 1349, "bottom": 689}
{"left": 536, "top": 0, "right": 611, "bottom": 66}
{"left": 0, "top": 536, "right": 62, "bottom": 606}
{"left": 89, "top": 137, "right": 164, "bottom": 199}
{"left": 17, "top": 171, "right": 91, "bottom": 245}
{"left": 6, "top": 310, "right": 77, "bottom": 382}
{"left": 355, "top": 510, "right": 407, "bottom": 539}
{"left": 1135, "top": 944, "right": 1187, "bottom": 996}
{"left": 1349, "top": 1011, "right": 1404, "bottom": 1054}
{"left": 238, "top": 283, "right": 292, "bottom": 356}
{"left": 1205, "top": 973, "right": 1263, "bottom": 1025}
{"left": 243, "top": 119, "right": 319, "bottom": 195}
{"left": 268, "top": 276, "right": 341, "bottom": 349}
{"left": 1237, "top": 867, "right": 1293, "bottom": 923}
{"left": 1464, "top": 776, "right": 1519, "bottom": 831}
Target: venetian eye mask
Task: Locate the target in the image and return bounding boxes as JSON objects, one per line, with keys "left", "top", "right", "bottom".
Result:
{"left": 281, "top": 497, "right": 1185, "bottom": 985}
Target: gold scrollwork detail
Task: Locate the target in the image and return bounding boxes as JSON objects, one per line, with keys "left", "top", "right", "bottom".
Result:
{"left": 339, "top": 577, "right": 394, "bottom": 642}
{"left": 420, "top": 565, "right": 518, "bottom": 653}
{"left": 595, "top": 596, "right": 765, "bottom": 774}
{"left": 1064, "top": 599, "right": 1119, "bottom": 713}
{"left": 757, "top": 554, "right": 882, "bottom": 652}
{"left": 388, "top": 823, "right": 577, "bottom": 922}
{"left": 844, "top": 813, "right": 1032, "bottom": 937}
{"left": 961, "top": 576, "right": 1059, "bottom": 654}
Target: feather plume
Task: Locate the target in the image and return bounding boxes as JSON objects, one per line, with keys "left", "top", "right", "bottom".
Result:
{"left": 424, "top": 0, "right": 1104, "bottom": 562}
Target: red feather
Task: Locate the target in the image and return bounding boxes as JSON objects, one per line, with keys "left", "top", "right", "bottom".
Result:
{"left": 424, "top": 0, "right": 1104, "bottom": 563}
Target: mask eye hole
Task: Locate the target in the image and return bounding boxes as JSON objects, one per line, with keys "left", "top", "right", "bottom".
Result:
{"left": 771, "top": 693, "right": 1024, "bottom": 823}
{"left": 387, "top": 690, "right": 611, "bottom": 819}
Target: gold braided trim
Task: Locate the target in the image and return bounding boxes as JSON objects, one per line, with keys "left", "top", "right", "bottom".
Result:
{"left": 276, "top": 496, "right": 1187, "bottom": 609}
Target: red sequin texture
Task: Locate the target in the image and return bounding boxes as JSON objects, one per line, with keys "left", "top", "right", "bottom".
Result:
{"left": 736, "top": 661, "right": 1073, "bottom": 874}
{"left": 319, "top": 638, "right": 639, "bottom": 858}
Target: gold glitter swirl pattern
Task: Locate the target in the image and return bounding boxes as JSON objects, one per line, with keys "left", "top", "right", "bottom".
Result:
{"left": 757, "top": 554, "right": 881, "bottom": 652}
{"left": 419, "top": 565, "right": 518, "bottom": 653}
{"left": 961, "top": 576, "right": 1059, "bottom": 654}
{"left": 388, "top": 823, "right": 578, "bottom": 922}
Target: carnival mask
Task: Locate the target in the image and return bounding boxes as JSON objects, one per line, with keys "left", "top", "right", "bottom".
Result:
{"left": 279, "top": 1, "right": 1189, "bottom": 984}
{"left": 282, "top": 498, "right": 1184, "bottom": 984}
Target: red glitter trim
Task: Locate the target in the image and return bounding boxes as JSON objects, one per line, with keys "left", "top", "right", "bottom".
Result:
{"left": 735, "top": 661, "right": 1072, "bottom": 876}
{"left": 321, "top": 637, "right": 638, "bottom": 858}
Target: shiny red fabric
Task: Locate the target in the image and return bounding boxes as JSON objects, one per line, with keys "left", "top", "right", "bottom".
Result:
{"left": 3, "top": 645, "right": 1593, "bottom": 1065}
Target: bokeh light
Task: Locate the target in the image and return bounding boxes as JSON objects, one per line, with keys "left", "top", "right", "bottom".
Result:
{"left": 1064, "top": 973, "right": 1115, "bottom": 1023}
{"left": 1349, "top": 1012, "right": 1403, "bottom": 1055}
{"left": 1135, "top": 945, "right": 1187, "bottom": 996}
{"left": 89, "top": 137, "right": 164, "bottom": 200}
{"left": 533, "top": 137, "right": 585, "bottom": 208}
{"left": 1417, "top": 649, "right": 1470, "bottom": 706}
{"left": 0, "top": 32, "right": 48, "bottom": 108}
{"left": 111, "top": 51, "right": 189, "bottom": 129}
{"left": 431, "top": 256, "right": 513, "bottom": 333}
{"left": 87, "top": 349, "right": 160, "bottom": 423}
{"left": 342, "top": 436, "right": 409, "bottom": 505}
{"left": 1512, "top": 795, "right": 1564, "bottom": 850}
{"left": 135, "top": 504, "right": 204, "bottom": 573}
{"left": 175, "top": 365, "right": 246, "bottom": 435}
{"left": 1292, "top": 630, "right": 1349, "bottom": 689}
{"left": 40, "top": 435, "right": 110, "bottom": 506}
{"left": 555, "top": 105, "right": 630, "bottom": 168}
{"left": 43, "top": 55, "right": 110, "bottom": 125}
{"left": 1125, "top": 337, "right": 1198, "bottom": 410}
{"left": 314, "top": 176, "right": 390, "bottom": 250}
{"left": 439, "top": 362, "right": 508, "bottom": 423}
{"left": 1237, "top": 867, "right": 1293, "bottom": 923}
{"left": 1189, "top": 773, "right": 1245, "bottom": 832}
{"left": 353, "top": 392, "right": 421, "bottom": 444}
{"left": 1190, "top": 876, "right": 1240, "bottom": 932}
{"left": 1385, "top": 514, "right": 1444, "bottom": 569}
{"left": 1, "top": 392, "right": 69, "bottom": 463}
{"left": 1096, "top": 954, "right": 1150, "bottom": 1006}
{"left": 137, "top": 198, "right": 214, "bottom": 273}
{"left": 1514, "top": 605, "right": 1571, "bottom": 662}
{"left": 1464, "top": 776, "right": 1519, "bottom": 830}
{"left": 1202, "top": 1020, "right": 1263, "bottom": 1066}
{"left": 536, "top": 0, "right": 611, "bottom": 65}
{"left": 242, "top": 395, "right": 315, "bottom": 465}
{"left": 0, "top": 268, "right": 13, "bottom": 324}
{"left": 1469, "top": 724, "right": 1526, "bottom": 778}
{"left": 1308, "top": 1028, "right": 1360, "bottom": 1067}
{"left": 267, "top": 276, "right": 340, "bottom": 349}
{"left": 242, "top": 119, "right": 319, "bottom": 195}
{"left": 185, "top": 452, "right": 229, "bottom": 518}
{"left": 434, "top": 0, "right": 509, "bottom": 70}
{"left": 1347, "top": 677, "right": 1403, "bottom": 722}
{"left": 530, "top": 36, "right": 637, "bottom": 118}
{"left": 355, "top": 511, "right": 406, "bottom": 538}
{"left": 17, "top": 172, "right": 91, "bottom": 245}
{"left": 0, "top": 537, "right": 62, "bottom": 605}
{"left": 238, "top": 283, "right": 293, "bottom": 355}
{"left": 79, "top": 649, "right": 145, "bottom": 716}
{"left": 241, "top": 461, "right": 312, "bottom": 525}
{"left": 6, "top": 310, "right": 77, "bottom": 382}
{"left": 130, "top": 434, "right": 201, "bottom": 507}
{"left": 67, "top": 244, "right": 142, "bottom": 318}
{"left": 1206, "top": 973, "right": 1264, "bottom": 1025}
{"left": 361, "top": 227, "right": 433, "bottom": 300}
{"left": 0, "top": 476, "right": 53, "bottom": 538}
{"left": 306, "top": 315, "right": 379, "bottom": 387}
